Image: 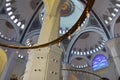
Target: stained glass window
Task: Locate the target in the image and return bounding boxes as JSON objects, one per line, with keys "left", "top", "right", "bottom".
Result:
{"left": 92, "top": 54, "right": 109, "bottom": 71}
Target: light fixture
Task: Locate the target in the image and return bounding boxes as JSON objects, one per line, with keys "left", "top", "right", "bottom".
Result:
{"left": 17, "top": 22, "right": 22, "bottom": 27}
{"left": 14, "top": 19, "right": 18, "bottom": 23}
{"left": 108, "top": 16, "right": 112, "bottom": 21}
{"left": 98, "top": 46, "right": 102, "bottom": 50}
{"left": 20, "top": 24, "right": 25, "bottom": 29}
{"left": 68, "top": 35, "right": 71, "bottom": 40}
{"left": 76, "top": 66, "right": 79, "bottom": 68}
{"left": 114, "top": 8, "right": 119, "bottom": 12}
{"left": 80, "top": 52, "right": 83, "bottom": 55}
{"left": 90, "top": 50, "right": 93, "bottom": 54}
{"left": 86, "top": 11, "right": 90, "bottom": 18}
{"left": 59, "top": 30, "right": 62, "bottom": 34}
{"left": 77, "top": 51, "right": 80, "bottom": 55}
{"left": 87, "top": 51, "right": 90, "bottom": 55}
{"left": 81, "top": 23, "right": 84, "bottom": 27}
{"left": 21, "top": 55, "right": 23, "bottom": 59}
{"left": 84, "top": 52, "right": 86, "bottom": 55}
{"left": 77, "top": 25, "right": 80, "bottom": 31}
{"left": 0, "top": 34, "right": 3, "bottom": 38}
{"left": 6, "top": 3, "right": 11, "bottom": 7}
{"left": 74, "top": 51, "right": 77, "bottom": 55}
{"left": 71, "top": 50, "right": 74, "bottom": 54}
{"left": 104, "top": 20, "right": 109, "bottom": 24}
{"left": 6, "top": 0, "right": 11, "bottom": 2}
{"left": 18, "top": 54, "right": 21, "bottom": 57}
{"left": 102, "top": 42, "right": 105, "bottom": 45}
{"left": 63, "top": 30, "right": 65, "bottom": 34}
{"left": 18, "top": 54, "right": 24, "bottom": 59}
{"left": 93, "top": 49, "right": 96, "bottom": 53}
{"left": 6, "top": 7, "right": 11, "bottom": 11}
{"left": 100, "top": 44, "right": 104, "bottom": 48}
{"left": 111, "top": 13, "right": 116, "bottom": 17}
{"left": 95, "top": 48, "right": 99, "bottom": 52}
{"left": 8, "top": 11, "right": 13, "bottom": 16}
{"left": 8, "top": 38, "right": 11, "bottom": 41}
{"left": 116, "top": 3, "right": 120, "bottom": 7}
{"left": 10, "top": 15, "right": 15, "bottom": 20}
{"left": 58, "top": 42, "right": 61, "bottom": 46}
{"left": 72, "top": 64, "right": 74, "bottom": 67}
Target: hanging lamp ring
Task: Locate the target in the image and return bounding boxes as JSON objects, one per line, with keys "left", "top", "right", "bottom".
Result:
{"left": 62, "top": 69, "right": 104, "bottom": 80}
{"left": 0, "top": 0, "right": 95, "bottom": 49}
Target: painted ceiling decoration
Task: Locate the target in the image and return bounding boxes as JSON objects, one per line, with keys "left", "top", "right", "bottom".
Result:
{"left": 0, "top": 0, "right": 120, "bottom": 79}
{"left": 39, "top": 0, "right": 88, "bottom": 35}
{"left": 0, "top": 0, "right": 94, "bottom": 49}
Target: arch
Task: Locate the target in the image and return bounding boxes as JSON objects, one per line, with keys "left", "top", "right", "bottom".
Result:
{"left": 69, "top": 55, "right": 91, "bottom": 65}
{"left": 69, "top": 55, "right": 90, "bottom": 69}
{"left": 0, "top": 19, "right": 19, "bottom": 41}
{"left": 0, "top": 48, "right": 7, "bottom": 76}
{"left": 22, "top": 29, "right": 40, "bottom": 45}
{"left": 65, "top": 27, "right": 108, "bottom": 63}
{"left": 0, "top": 15, "right": 20, "bottom": 40}
{"left": 112, "top": 15, "right": 120, "bottom": 38}
{"left": 110, "top": 11, "right": 120, "bottom": 38}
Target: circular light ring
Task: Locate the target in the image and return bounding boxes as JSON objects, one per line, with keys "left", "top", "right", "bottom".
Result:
{"left": 5, "top": 2, "right": 25, "bottom": 29}
{"left": 70, "top": 32, "right": 106, "bottom": 56}
{"left": 62, "top": 69, "right": 103, "bottom": 79}
{"left": 70, "top": 43, "right": 105, "bottom": 56}
{"left": 0, "top": 0, "right": 95, "bottom": 49}
{"left": 71, "top": 64, "right": 88, "bottom": 69}
{"left": 0, "top": 32, "right": 12, "bottom": 41}
{"left": 70, "top": 57, "right": 89, "bottom": 67}
{"left": 5, "top": 0, "right": 35, "bottom": 26}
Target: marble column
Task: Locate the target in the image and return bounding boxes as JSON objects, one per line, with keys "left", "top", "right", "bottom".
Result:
{"left": 106, "top": 38, "right": 120, "bottom": 76}
{"left": 23, "top": 0, "right": 64, "bottom": 80}
{"left": 62, "top": 63, "right": 70, "bottom": 80}
{"left": 0, "top": 50, "right": 18, "bottom": 80}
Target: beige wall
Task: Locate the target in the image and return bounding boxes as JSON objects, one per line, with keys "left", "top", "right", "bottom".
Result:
{"left": 0, "top": 48, "right": 7, "bottom": 76}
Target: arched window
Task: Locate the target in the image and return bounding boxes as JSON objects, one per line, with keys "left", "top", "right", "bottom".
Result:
{"left": 92, "top": 54, "right": 109, "bottom": 71}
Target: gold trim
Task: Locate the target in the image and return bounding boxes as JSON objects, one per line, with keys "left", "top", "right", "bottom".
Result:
{"left": 62, "top": 69, "right": 103, "bottom": 80}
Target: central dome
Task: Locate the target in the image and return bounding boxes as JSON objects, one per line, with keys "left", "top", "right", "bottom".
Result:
{"left": 61, "top": 0, "right": 75, "bottom": 17}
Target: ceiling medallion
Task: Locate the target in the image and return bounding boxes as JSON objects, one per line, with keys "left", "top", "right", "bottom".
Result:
{"left": 61, "top": 0, "right": 75, "bottom": 17}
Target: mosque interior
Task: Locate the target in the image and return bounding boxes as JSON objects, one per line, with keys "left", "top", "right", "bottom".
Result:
{"left": 0, "top": 0, "right": 120, "bottom": 80}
